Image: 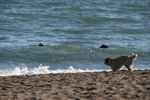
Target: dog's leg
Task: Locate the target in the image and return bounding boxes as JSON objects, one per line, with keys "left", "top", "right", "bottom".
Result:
{"left": 124, "top": 59, "right": 133, "bottom": 71}
{"left": 112, "top": 69, "right": 116, "bottom": 71}
{"left": 110, "top": 66, "right": 116, "bottom": 71}
{"left": 125, "top": 65, "right": 132, "bottom": 71}
{"left": 110, "top": 67, "right": 115, "bottom": 71}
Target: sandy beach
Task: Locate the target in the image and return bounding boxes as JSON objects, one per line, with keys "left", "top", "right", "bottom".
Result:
{"left": 0, "top": 70, "right": 150, "bottom": 100}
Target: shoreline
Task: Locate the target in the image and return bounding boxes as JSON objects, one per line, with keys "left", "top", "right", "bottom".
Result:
{"left": 0, "top": 69, "right": 150, "bottom": 100}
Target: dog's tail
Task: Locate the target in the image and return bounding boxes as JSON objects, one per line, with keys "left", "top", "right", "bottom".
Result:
{"left": 132, "top": 53, "right": 138, "bottom": 59}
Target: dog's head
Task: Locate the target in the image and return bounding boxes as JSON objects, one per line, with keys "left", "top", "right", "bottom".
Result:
{"left": 104, "top": 57, "right": 112, "bottom": 66}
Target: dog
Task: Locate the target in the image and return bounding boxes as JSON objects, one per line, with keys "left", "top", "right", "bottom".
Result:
{"left": 104, "top": 54, "right": 137, "bottom": 71}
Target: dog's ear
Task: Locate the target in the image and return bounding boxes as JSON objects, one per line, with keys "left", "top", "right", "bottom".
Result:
{"left": 105, "top": 57, "right": 112, "bottom": 61}
{"left": 107, "top": 57, "right": 112, "bottom": 59}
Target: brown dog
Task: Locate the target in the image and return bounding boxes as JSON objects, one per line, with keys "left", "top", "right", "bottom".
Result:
{"left": 104, "top": 54, "right": 137, "bottom": 71}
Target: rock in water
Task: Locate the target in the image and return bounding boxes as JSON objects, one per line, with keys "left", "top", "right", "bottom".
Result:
{"left": 100, "top": 44, "right": 108, "bottom": 48}
{"left": 38, "top": 43, "right": 44, "bottom": 46}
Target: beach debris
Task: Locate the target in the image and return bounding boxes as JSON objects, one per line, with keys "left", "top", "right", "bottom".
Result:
{"left": 100, "top": 44, "right": 108, "bottom": 48}
{"left": 38, "top": 43, "right": 44, "bottom": 46}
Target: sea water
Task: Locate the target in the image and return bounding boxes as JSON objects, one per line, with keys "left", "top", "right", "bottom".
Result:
{"left": 0, "top": 0, "right": 150, "bottom": 76}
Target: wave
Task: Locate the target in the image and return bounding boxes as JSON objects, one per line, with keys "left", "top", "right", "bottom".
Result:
{"left": 0, "top": 64, "right": 110, "bottom": 76}
{"left": 0, "top": 64, "right": 148, "bottom": 77}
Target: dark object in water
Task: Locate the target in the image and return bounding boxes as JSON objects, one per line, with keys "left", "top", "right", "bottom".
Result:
{"left": 100, "top": 44, "right": 108, "bottom": 48}
{"left": 38, "top": 43, "right": 44, "bottom": 46}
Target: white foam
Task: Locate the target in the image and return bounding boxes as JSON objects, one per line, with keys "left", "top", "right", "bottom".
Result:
{"left": 0, "top": 64, "right": 109, "bottom": 76}
{"left": 0, "top": 64, "right": 147, "bottom": 76}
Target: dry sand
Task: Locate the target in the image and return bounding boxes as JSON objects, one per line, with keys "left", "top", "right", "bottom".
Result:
{"left": 0, "top": 70, "right": 150, "bottom": 100}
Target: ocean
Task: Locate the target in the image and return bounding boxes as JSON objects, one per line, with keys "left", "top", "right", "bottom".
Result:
{"left": 0, "top": 0, "right": 150, "bottom": 76}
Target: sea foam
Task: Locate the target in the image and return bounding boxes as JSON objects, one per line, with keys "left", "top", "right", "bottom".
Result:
{"left": 0, "top": 64, "right": 109, "bottom": 76}
{"left": 0, "top": 64, "right": 147, "bottom": 76}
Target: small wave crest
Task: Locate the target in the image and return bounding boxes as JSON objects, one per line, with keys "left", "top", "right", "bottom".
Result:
{"left": 0, "top": 64, "right": 109, "bottom": 76}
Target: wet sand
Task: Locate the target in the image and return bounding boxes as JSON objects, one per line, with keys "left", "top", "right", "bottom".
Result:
{"left": 0, "top": 70, "right": 150, "bottom": 100}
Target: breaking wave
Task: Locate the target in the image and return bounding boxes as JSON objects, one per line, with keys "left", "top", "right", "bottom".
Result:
{"left": 0, "top": 64, "right": 110, "bottom": 76}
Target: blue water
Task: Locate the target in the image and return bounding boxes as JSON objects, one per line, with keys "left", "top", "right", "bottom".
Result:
{"left": 0, "top": 0, "right": 150, "bottom": 76}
